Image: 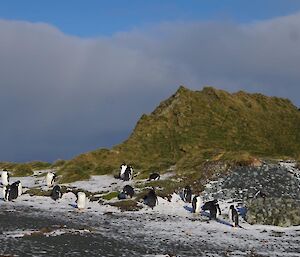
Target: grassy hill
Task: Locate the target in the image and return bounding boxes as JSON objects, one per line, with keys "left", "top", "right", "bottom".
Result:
{"left": 58, "top": 86, "right": 300, "bottom": 183}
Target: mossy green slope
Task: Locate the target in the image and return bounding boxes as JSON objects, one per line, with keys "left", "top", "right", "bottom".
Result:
{"left": 59, "top": 86, "right": 300, "bottom": 182}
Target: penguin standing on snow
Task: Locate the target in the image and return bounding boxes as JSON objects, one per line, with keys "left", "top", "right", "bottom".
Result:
{"left": 202, "top": 199, "right": 222, "bottom": 220}
{"left": 119, "top": 163, "right": 127, "bottom": 179}
{"left": 148, "top": 173, "right": 160, "bottom": 181}
{"left": 51, "top": 185, "right": 62, "bottom": 201}
{"left": 4, "top": 183, "right": 19, "bottom": 201}
{"left": 183, "top": 185, "right": 192, "bottom": 203}
{"left": 192, "top": 195, "right": 201, "bottom": 213}
{"left": 11, "top": 180, "right": 22, "bottom": 197}
{"left": 1, "top": 169, "right": 9, "bottom": 186}
{"left": 123, "top": 165, "right": 133, "bottom": 181}
{"left": 46, "top": 172, "right": 56, "bottom": 187}
{"left": 77, "top": 192, "right": 86, "bottom": 210}
{"left": 144, "top": 188, "right": 158, "bottom": 209}
{"left": 229, "top": 205, "right": 239, "bottom": 227}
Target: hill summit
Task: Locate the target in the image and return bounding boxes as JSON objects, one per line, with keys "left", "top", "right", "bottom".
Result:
{"left": 59, "top": 86, "right": 300, "bottom": 182}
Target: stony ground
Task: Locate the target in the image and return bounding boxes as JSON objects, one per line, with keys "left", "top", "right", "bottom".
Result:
{"left": 1, "top": 162, "right": 300, "bottom": 256}
{"left": 202, "top": 163, "right": 300, "bottom": 202}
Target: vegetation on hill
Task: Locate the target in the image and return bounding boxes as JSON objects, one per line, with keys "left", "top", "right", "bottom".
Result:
{"left": 0, "top": 161, "right": 56, "bottom": 176}
{"left": 58, "top": 86, "right": 300, "bottom": 183}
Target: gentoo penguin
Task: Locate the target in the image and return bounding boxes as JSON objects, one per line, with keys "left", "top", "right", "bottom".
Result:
{"left": 51, "top": 185, "right": 62, "bottom": 201}
{"left": 148, "top": 173, "right": 160, "bottom": 181}
{"left": 122, "top": 165, "right": 133, "bottom": 181}
{"left": 1, "top": 169, "right": 9, "bottom": 186}
{"left": 202, "top": 199, "right": 222, "bottom": 220}
{"left": 4, "top": 184, "right": 19, "bottom": 201}
{"left": 46, "top": 172, "right": 56, "bottom": 187}
{"left": 229, "top": 205, "right": 239, "bottom": 227}
{"left": 123, "top": 185, "right": 135, "bottom": 198}
{"left": 11, "top": 180, "right": 22, "bottom": 197}
{"left": 144, "top": 188, "right": 158, "bottom": 209}
{"left": 77, "top": 192, "right": 86, "bottom": 210}
{"left": 119, "top": 163, "right": 127, "bottom": 179}
{"left": 192, "top": 195, "right": 202, "bottom": 213}
{"left": 183, "top": 185, "right": 192, "bottom": 203}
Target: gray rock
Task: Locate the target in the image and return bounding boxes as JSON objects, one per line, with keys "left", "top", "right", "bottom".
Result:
{"left": 246, "top": 198, "right": 300, "bottom": 227}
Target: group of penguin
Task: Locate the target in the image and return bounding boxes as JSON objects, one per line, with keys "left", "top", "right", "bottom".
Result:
{"left": 46, "top": 171, "right": 87, "bottom": 209}
{"left": 1, "top": 170, "right": 87, "bottom": 210}
{"left": 119, "top": 164, "right": 239, "bottom": 227}
{"left": 183, "top": 185, "right": 239, "bottom": 227}
{"left": 118, "top": 163, "right": 160, "bottom": 209}
{"left": 1, "top": 164, "right": 239, "bottom": 227}
{"left": 1, "top": 169, "right": 22, "bottom": 201}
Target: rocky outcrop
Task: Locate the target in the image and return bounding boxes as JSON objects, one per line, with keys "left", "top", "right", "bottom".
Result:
{"left": 246, "top": 198, "right": 300, "bottom": 227}
{"left": 202, "top": 164, "right": 300, "bottom": 202}
{"left": 201, "top": 164, "right": 300, "bottom": 227}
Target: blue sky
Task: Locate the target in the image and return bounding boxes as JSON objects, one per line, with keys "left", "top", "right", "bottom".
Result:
{"left": 1, "top": 1, "right": 300, "bottom": 162}
{"left": 1, "top": 0, "right": 300, "bottom": 37}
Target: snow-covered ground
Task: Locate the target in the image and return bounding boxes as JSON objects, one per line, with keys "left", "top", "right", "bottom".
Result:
{"left": 1, "top": 168, "right": 300, "bottom": 256}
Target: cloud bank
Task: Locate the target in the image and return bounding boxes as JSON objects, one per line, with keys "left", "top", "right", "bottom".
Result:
{"left": 0, "top": 14, "right": 300, "bottom": 162}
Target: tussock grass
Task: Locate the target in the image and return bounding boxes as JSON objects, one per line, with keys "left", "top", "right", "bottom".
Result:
{"left": 101, "top": 191, "right": 119, "bottom": 201}
{"left": 57, "top": 86, "right": 300, "bottom": 183}
{"left": 109, "top": 200, "right": 143, "bottom": 211}
{"left": 12, "top": 164, "right": 33, "bottom": 177}
{"left": 0, "top": 161, "right": 52, "bottom": 177}
{"left": 26, "top": 188, "right": 52, "bottom": 197}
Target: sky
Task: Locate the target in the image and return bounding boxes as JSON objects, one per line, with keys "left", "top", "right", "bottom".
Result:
{"left": 1, "top": 1, "right": 300, "bottom": 163}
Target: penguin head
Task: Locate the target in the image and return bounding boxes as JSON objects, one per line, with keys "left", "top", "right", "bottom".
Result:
{"left": 229, "top": 205, "right": 235, "bottom": 210}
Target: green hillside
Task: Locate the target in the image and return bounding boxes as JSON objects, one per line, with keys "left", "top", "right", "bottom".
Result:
{"left": 59, "top": 86, "right": 300, "bottom": 182}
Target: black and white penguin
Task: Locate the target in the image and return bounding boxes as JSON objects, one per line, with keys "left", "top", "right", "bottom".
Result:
{"left": 228, "top": 205, "right": 239, "bottom": 227}
{"left": 11, "top": 180, "right": 22, "bottom": 197}
{"left": 46, "top": 172, "right": 56, "bottom": 187}
{"left": 183, "top": 185, "right": 192, "bottom": 203}
{"left": 4, "top": 183, "right": 19, "bottom": 201}
{"left": 144, "top": 188, "right": 158, "bottom": 209}
{"left": 122, "top": 165, "right": 133, "bottom": 181}
{"left": 148, "top": 173, "right": 160, "bottom": 181}
{"left": 202, "top": 199, "right": 221, "bottom": 220}
{"left": 1, "top": 169, "right": 9, "bottom": 186}
{"left": 192, "top": 195, "right": 201, "bottom": 213}
{"left": 77, "top": 192, "right": 86, "bottom": 209}
{"left": 123, "top": 185, "right": 135, "bottom": 198}
{"left": 51, "top": 185, "right": 62, "bottom": 201}
{"left": 119, "top": 163, "right": 127, "bottom": 179}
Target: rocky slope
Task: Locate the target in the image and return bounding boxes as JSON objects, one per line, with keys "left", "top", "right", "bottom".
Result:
{"left": 201, "top": 161, "right": 300, "bottom": 226}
